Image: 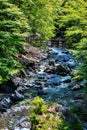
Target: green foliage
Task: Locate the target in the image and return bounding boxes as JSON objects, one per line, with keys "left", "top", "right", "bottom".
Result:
{"left": 30, "top": 42, "right": 46, "bottom": 50}
{"left": 10, "top": 0, "right": 58, "bottom": 41}
{"left": 0, "top": 0, "right": 30, "bottom": 82}
{"left": 56, "top": 0, "right": 87, "bottom": 81}
{"left": 0, "top": 57, "right": 23, "bottom": 82}
{"left": 29, "top": 97, "right": 73, "bottom": 130}
{"left": 70, "top": 105, "right": 87, "bottom": 126}
{"left": 22, "top": 0, "right": 58, "bottom": 41}
{"left": 30, "top": 96, "right": 45, "bottom": 115}
{"left": 0, "top": 0, "right": 58, "bottom": 82}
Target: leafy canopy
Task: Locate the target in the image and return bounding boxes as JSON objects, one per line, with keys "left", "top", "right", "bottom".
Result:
{"left": 57, "top": 0, "right": 87, "bottom": 80}
{"left": 0, "top": 0, "right": 58, "bottom": 82}
{"left": 0, "top": 0, "right": 29, "bottom": 82}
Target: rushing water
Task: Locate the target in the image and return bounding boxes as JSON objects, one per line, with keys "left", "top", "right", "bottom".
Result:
{"left": 0, "top": 47, "right": 87, "bottom": 130}
{"left": 24, "top": 47, "right": 75, "bottom": 103}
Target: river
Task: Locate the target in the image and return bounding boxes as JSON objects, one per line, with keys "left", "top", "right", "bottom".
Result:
{"left": 0, "top": 46, "right": 87, "bottom": 130}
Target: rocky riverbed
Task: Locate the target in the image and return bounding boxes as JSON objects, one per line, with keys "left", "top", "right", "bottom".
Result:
{"left": 0, "top": 45, "right": 87, "bottom": 130}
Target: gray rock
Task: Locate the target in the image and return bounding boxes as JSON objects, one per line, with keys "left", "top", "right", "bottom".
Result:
{"left": 0, "top": 79, "right": 17, "bottom": 93}
{"left": 19, "top": 55, "right": 35, "bottom": 67}
{"left": 1, "top": 97, "right": 12, "bottom": 108}
{"left": 0, "top": 103, "right": 7, "bottom": 112}
{"left": 10, "top": 91, "right": 24, "bottom": 101}
{"left": 56, "top": 104, "right": 73, "bottom": 122}
{"left": 13, "top": 116, "right": 31, "bottom": 130}
{"left": 17, "top": 86, "right": 28, "bottom": 93}
{"left": 70, "top": 84, "right": 83, "bottom": 91}
{"left": 0, "top": 97, "right": 12, "bottom": 112}
{"left": 49, "top": 59, "right": 55, "bottom": 66}
{"left": 12, "top": 77, "right": 23, "bottom": 86}
{"left": 44, "top": 66, "right": 55, "bottom": 74}
{"left": 62, "top": 50, "right": 70, "bottom": 54}
{"left": 56, "top": 64, "right": 70, "bottom": 76}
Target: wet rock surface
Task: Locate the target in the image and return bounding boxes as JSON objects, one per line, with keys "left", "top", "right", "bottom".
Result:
{"left": 10, "top": 91, "right": 25, "bottom": 101}
{"left": 0, "top": 79, "right": 17, "bottom": 93}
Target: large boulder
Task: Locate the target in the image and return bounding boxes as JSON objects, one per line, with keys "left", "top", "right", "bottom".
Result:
{"left": 56, "top": 64, "right": 70, "bottom": 76}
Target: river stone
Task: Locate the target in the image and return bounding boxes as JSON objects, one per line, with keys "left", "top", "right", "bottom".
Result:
{"left": 13, "top": 116, "right": 31, "bottom": 130}
{"left": 70, "top": 84, "right": 83, "bottom": 91}
{"left": 62, "top": 50, "right": 70, "bottom": 54}
{"left": 1, "top": 97, "right": 12, "bottom": 108}
{"left": 47, "top": 51, "right": 58, "bottom": 59}
{"left": 19, "top": 55, "right": 35, "bottom": 67}
{"left": 49, "top": 59, "right": 55, "bottom": 66}
{"left": 11, "top": 77, "right": 23, "bottom": 86}
{"left": 56, "top": 64, "right": 70, "bottom": 76}
{"left": 56, "top": 104, "right": 67, "bottom": 114}
{"left": 19, "top": 121, "right": 31, "bottom": 128}
{"left": 17, "top": 86, "right": 28, "bottom": 93}
{"left": 56, "top": 104, "right": 73, "bottom": 122}
{"left": 0, "top": 103, "right": 7, "bottom": 112}
{"left": 0, "top": 79, "right": 17, "bottom": 93}
{"left": 10, "top": 91, "right": 24, "bottom": 101}
{"left": 44, "top": 66, "right": 55, "bottom": 74}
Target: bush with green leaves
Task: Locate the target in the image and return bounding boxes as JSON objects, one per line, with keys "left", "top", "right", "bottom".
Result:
{"left": 29, "top": 97, "right": 83, "bottom": 130}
